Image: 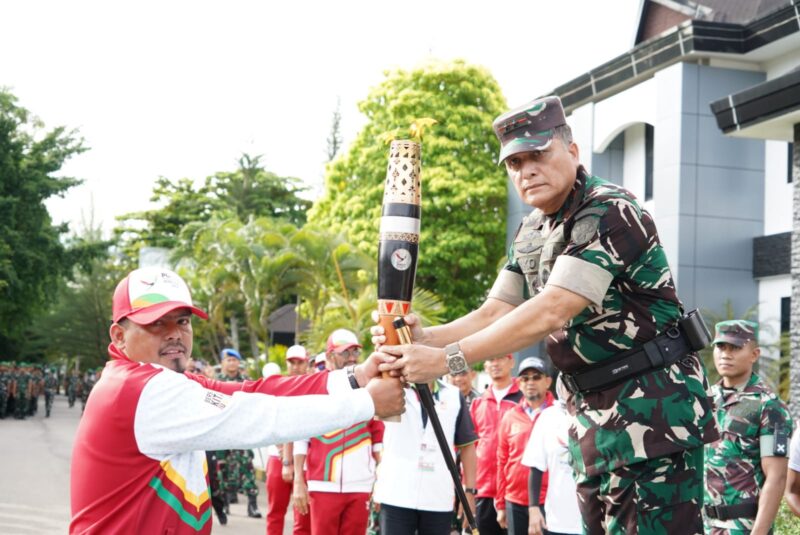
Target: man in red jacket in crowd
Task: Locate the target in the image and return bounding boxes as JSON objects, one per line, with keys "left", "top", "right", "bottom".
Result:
{"left": 469, "top": 353, "right": 523, "bottom": 535}
{"left": 496, "top": 357, "right": 554, "bottom": 535}
{"left": 69, "top": 268, "right": 403, "bottom": 535}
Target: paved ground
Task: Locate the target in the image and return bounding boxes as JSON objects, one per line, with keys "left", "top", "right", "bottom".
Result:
{"left": 0, "top": 394, "right": 285, "bottom": 534}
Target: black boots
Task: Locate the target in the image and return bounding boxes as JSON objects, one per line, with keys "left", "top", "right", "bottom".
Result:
{"left": 211, "top": 495, "right": 227, "bottom": 525}
{"left": 247, "top": 494, "right": 262, "bottom": 518}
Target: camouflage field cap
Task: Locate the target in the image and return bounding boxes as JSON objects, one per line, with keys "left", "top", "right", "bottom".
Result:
{"left": 712, "top": 320, "right": 759, "bottom": 347}
{"left": 493, "top": 96, "right": 567, "bottom": 164}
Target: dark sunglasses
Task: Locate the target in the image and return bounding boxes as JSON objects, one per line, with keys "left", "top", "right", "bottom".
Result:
{"left": 333, "top": 348, "right": 361, "bottom": 358}
{"left": 519, "top": 373, "right": 545, "bottom": 382}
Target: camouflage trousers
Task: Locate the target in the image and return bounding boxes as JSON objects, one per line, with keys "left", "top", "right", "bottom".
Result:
{"left": 14, "top": 396, "right": 28, "bottom": 419}
{"left": 219, "top": 449, "right": 258, "bottom": 497}
{"left": 45, "top": 390, "right": 55, "bottom": 417}
{"left": 0, "top": 390, "right": 6, "bottom": 418}
{"left": 576, "top": 447, "right": 704, "bottom": 535}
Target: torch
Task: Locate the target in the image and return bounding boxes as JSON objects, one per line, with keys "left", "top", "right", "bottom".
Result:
{"left": 377, "top": 139, "right": 421, "bottom": 422}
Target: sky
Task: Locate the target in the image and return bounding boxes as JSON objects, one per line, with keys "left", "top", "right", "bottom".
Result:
{"left": 1, "top": 0, "right": 641, "bottom": 236}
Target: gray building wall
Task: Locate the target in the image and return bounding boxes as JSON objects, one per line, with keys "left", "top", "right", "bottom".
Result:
{"left": 655, "top": 63, "right": 765, "bottom": 315}
{"left": 591, "top": 133, "right": 625, "bottom": 186}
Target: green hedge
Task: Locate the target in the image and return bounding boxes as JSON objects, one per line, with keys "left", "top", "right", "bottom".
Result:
{"left": 776, "top": 501, "right": 800, "bottom": 534}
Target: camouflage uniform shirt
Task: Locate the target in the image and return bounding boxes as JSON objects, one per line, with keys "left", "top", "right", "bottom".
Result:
{"left": 704, "top": 373, "right": 793, "bottom": 532}
{"left": 488, "top": 168, "right": 719, "bottom": 477}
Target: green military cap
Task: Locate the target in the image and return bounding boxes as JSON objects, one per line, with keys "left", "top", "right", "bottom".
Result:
{"left": 492, "top": 96, "right": 567, "bottom": 164}
{"left": 712, "top": 320, "right": 758, "bottom": 347}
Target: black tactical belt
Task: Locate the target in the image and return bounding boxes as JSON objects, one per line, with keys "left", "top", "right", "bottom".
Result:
{"left": 561, "top": 310, "right": 710, "bottom": 395}
{"left": 704, "top": 500, "right": 758, "bottom": 520}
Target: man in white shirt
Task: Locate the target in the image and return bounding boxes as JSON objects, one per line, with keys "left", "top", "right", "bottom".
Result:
{"left": 521, "top": 376, "right": 581, "bottom": 535}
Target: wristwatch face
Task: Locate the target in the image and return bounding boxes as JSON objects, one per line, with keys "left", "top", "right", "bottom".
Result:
{"left": 447, "top": 354, "right": 468, "bottom": 374}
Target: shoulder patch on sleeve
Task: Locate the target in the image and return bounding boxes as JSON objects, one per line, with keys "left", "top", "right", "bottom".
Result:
{"left": 571, "top": 216, "right": 601, "bottom": 246}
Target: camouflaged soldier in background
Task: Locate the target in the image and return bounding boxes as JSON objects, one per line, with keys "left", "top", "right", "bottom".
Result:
{"left": 215, "top": 348, "right": 263, "bottom": 519}
{"left": 704, "top": 320, "right": 792, "bottom": 534}
{"left": 13, "top": 364, "right": 31, "bottom": 419}
{"left": 0, "top": 362, "right": 10, "bottom": 419}
{"left": 486, "top": 96, "right": 719, "bottom": 534}
{"left": 44, "top": 368, "right": 58, "bottom": 417}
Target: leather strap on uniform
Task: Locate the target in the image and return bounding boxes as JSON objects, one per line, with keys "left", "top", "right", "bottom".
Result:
{"left": 562, "top": 326, "right": 692, "bottom": 395}
{"left": 704, "top": 500, "right": 758, "bottom": 520}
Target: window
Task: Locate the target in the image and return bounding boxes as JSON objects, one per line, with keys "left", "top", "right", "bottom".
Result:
{"left": 645, "top": 124, "right": 654, "bottom": 201}
{"left": 789, "top": 143, "right": 794, "bottom": 184}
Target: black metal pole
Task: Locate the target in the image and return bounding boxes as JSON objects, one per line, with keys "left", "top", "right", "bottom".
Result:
{"left": 393, "top": 318, "right": 476, "bottom": 531}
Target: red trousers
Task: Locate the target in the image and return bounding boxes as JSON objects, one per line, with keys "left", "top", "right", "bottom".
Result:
{"left": 266, "top": 456, "right": 292, "bottom": 535}
{"left": 293, "top": 506, "right": 310, "bottom": 535}
{"left": 309, "top": 491, "right": 370, "bottom": 535}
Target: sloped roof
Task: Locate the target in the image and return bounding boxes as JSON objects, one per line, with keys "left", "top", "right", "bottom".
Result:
{"left": 550, "top": 1, "right": 800, "bottom": 113}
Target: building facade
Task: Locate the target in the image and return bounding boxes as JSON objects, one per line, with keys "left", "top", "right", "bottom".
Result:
{"left": 511, "top": 0, "right": 800, "bottom": 374}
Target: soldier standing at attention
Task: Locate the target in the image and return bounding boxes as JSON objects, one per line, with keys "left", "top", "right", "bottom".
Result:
{"left": 216, "top": 347, "right": 263, "bottom": 519}
{"left": 374, "top": 95, "right": 719, "bottom": 534}
{"left": 0, "top": 362, "right": 9, "bottom": 419}
{"left": 67, "top": 370, "right": 80, "bottom": 408}
{"left": 44, "top": 367, "right": 58, "bottom": 417}
{"left": 14, "top": 363, "right": 31, "bottom": 420}
{"left": 704, "top": 320, "right": 792, "bottom": 534}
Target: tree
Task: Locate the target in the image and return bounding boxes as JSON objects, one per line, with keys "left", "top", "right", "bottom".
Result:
{"left": 0, "top": 88, "right": 87, "bottom": 355}
{"left": 175, "top": 217, "right": 308, "bottom": 359}
{"left": 326, "top": 98, "right": 343, "bottom": 162}
{"left": 308, "top": 59, "right": 509, "bottom": 320}
{"left": 116, "top": 153, "right": 311, "bottom": 252}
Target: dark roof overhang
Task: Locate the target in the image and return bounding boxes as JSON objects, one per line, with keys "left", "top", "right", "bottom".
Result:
{"left": 549, "top": 1, "right": 800, "bottom": 114}
{"left": 709, "top": 67, "right": 800, "bottom": 141}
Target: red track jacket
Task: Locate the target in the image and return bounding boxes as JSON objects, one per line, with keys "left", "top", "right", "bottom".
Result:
{"left": 469, "top": 380, "right": 523, "bottom": 498}
{"left": 496, "top": 393, "right": 554, "bottom": 510}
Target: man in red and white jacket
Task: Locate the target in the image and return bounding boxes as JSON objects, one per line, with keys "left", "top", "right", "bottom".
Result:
{"left": 470, "top": 353, "right": 523, "bottom": 535}
{"left": 69, "top": 268, "right": 404, "bottom": 535}
{"left": 496, "top": 357, "right": 554, "bottom": 535}
{"left": 293, "top": 329, "right": 384, "bottom": 535}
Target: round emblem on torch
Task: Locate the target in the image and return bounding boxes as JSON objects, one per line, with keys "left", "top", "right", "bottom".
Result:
{"left": 391, "top": 248, "right": 413, "bottom": 271}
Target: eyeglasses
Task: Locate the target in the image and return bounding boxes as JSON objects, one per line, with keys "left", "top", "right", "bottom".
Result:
{"left": 519, "top": 373, "right": 545, "bottom": 382}
{"left": 315, "top": 361, "right": 327, "bottom": 371}
{"left": 333, "top": 348, "right": 361, "bottom": 359}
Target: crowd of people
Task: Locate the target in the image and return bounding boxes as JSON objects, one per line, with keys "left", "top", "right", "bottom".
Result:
{"left": 0, "top": 363, "right": 77, "bottom": 419}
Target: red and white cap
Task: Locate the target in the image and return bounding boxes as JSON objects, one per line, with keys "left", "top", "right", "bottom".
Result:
{"left": 286, "top": 345, "right": 309, "bottom": 361}
{"left": 326, "top": 329, "right": 361, "bottom": 353}
{"left": 112, "top": 267, "right": 208, "bottom": 325}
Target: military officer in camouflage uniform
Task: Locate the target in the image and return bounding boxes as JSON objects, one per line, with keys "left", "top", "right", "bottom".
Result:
{"left": 704, "top": 320, "right": 792, "bottom": 534}
{"left": 29, "top": 365, "right": 43, "bottom": 416}
{"left": 44, "top": 367, "right": 58, "bottom": 417}
{"left": 14, "top": 363, "right": 31, "bottom": 419}
{"left": 67, "top": 370, "right": 81, "bottom": 408}
{"left": 0, "top": 362, "right": 10, "bottom": 419}
{"left": 215, "top": 348, "right": 263, "bottom": 519}
{"left": 375, "top": 95, "right": 719, "bottom": 534}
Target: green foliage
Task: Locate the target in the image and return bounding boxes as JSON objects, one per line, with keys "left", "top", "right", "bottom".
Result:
{"left": 175, "top": 216, "right": 310, "bottom": 359}
{"left": 117, "top": 153, "right": 311, "bottom": 252}
{"left": 301, "top": 285, "right": 445, "bottom": 356}
{"left": 21, "top": 247, "right": 127, "bottom": 368}
{"left": 775, "top": 501, "right": 800, "bottom": 534}
{"left": 0, "top": 88, "right": 87, "bottom": 355}
{"left": 309, "top": 59, "right": 509, "bottom": 320}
